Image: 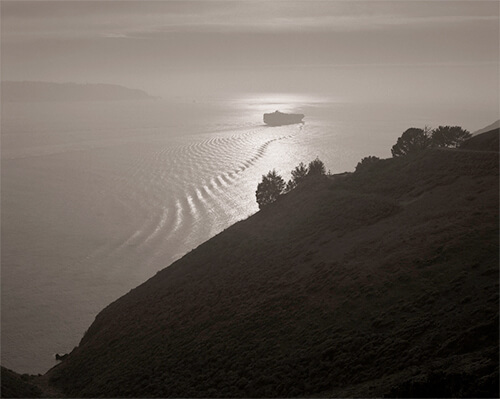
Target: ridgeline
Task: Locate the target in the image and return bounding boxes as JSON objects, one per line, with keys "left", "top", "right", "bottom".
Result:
{"left": 3, "top": 130, "right": 499, "bottom": 398}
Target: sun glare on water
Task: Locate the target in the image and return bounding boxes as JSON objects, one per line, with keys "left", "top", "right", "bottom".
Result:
{"left": 241, "top": 93, "right": 337, "bottom": 115}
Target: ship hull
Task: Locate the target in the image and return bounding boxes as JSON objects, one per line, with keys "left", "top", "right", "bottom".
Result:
{"left": 263, "top": 112, "right": 304, "bottom": 126}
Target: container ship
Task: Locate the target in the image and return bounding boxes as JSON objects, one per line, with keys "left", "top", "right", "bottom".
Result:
{"left": 263, "top": 111, "right": 305, "bottom": 126}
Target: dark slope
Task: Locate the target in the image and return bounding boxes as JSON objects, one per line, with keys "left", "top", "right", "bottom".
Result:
{"left": 460, "top": 128, "right": 499, "bottom": 152}
{"left": 1, "top": 367, "right": 42, "bottom": 398}
{"left": 48, "top": 149, "right": 498, "bottom": 398}
{"left": 0, "top": 367, "right": 63, "bottom": 398}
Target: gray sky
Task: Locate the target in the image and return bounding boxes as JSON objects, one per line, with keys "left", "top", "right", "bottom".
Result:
{"left": 1, "top": 0, "right": 499, "bottom": 105}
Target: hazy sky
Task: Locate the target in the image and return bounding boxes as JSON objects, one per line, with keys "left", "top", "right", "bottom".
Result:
{"left": 2, "top": 1, "right": 499, "bottom": 105}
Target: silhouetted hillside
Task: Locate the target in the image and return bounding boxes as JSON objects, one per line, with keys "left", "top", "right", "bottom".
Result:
{"left": 460, "top": 128, "right": 499, "bottom": 152}
{"left": 1, "top": 367, "right": 42, "bottom": 398}
{"left": 1, "top": 81, "right": 156, "bottom": 102}
{"left": 46, "top": 147, "right": 498, "bottom": 397}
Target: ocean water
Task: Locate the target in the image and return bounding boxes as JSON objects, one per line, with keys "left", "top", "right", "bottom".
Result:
{"left": 0, "top": 95, "right": 490, "bottom": 374}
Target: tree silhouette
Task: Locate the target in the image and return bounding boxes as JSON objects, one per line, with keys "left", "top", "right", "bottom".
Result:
{"left": 431, "top": 126, "right": 471, "bottom": 148}
{"left": 391, "top": 127, "right": 432, "bottom": 157}
{"left": 286, "top": 162, "right": 309, "bottom": 191}
{"left": 308, "top": 157, "right": 326, "bottom": 176}
{"left": 355, "top": 156, "right": 380, "bottom": 172}
{"left": 285, "top": 180, "right": 295, "bottom": 193}
{"left": 256, "top": 170, "right": 286, "bottom": 209}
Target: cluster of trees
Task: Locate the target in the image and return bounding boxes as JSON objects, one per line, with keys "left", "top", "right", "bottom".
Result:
{"left": 391, "top": 125, "right": 471, "bottom": 157}
{"left": 255, "top": 158, "right": 326, "bottom": 209}
{"left": 355, "top": 125, "right": 471, "bottom": 172}
{"left": 256, "top": 125, "right": 471, "bottom": 209}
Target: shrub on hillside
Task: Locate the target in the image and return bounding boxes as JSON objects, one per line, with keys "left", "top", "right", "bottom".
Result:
{"left": 255, "top": 170, "right": 286, "bottom": 209}
{"left": 308, "top": 157, "right": 326, "bottom": 176}
{"left": 286, "top": 162, "right": 309, "bottom": 191}
{"left": 355, "top": 156, "right": 381, "bottom": 172}
{"left": 292, "top": 161, "right": 309, "bottom": 183}
{"left": 257, "top": 158, "right": 328, "bottom": 206}
{"left": 391, "top": 127, "right": 432, "bottom": 157}
{"left": 431, "top": 126, "right": 471, "bottom": 148}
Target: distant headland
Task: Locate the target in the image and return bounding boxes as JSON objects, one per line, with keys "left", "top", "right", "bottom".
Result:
{"left": 473, "top": 119, "right": 500, "bottom": 136}
{"left": 1, "top": 81, "right": 158, "bottom": 102}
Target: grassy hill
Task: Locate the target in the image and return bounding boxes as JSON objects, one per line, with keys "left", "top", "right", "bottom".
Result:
{"left": 40, "top": 142, "right": 499, "bottom": 397}
{"left": 460, "top": 128, "right": 499, "bottom": 152}
{"left": 1, "top": 367, "right": 42, "bottom": 398}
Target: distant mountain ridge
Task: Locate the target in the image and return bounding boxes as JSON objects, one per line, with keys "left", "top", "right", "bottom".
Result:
{"left": 1, "top": 81, "right": 156, "bottom": 102}
{"left": 473, "top": 120, "right": 500, "bottom": 136}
